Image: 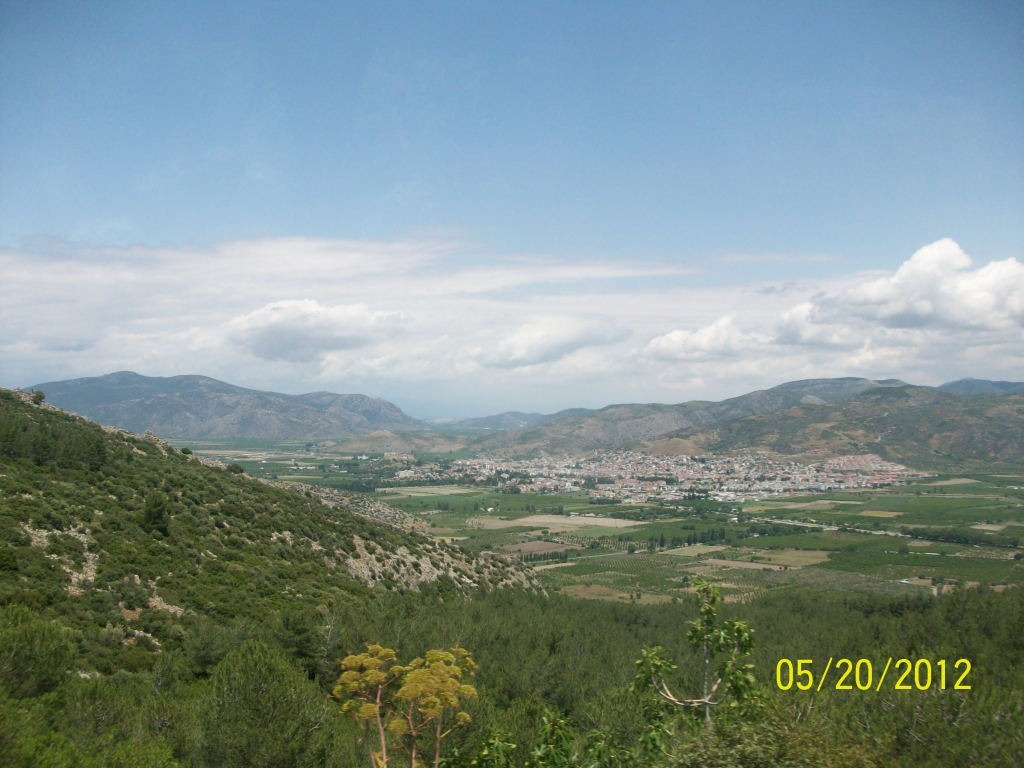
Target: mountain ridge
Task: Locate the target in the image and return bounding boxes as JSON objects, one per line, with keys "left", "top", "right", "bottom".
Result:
{"left": 26, "top": 372, "right": 1024, "bottom": 456}
{"left": 467, "top": 377, "right": 911, "bottom": 456}
{"left": 938, "top": 378, "right": 1024, "bottom": 396}
{"left": 30, "top": 371, "right": 430, "bottom": 439}
{"left": 644, "top": 385, "right": 1024, "bottom": 468}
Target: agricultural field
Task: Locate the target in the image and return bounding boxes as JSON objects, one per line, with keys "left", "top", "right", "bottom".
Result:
{"left": 348, "top": 471, "right": 1024, "bottom": 604}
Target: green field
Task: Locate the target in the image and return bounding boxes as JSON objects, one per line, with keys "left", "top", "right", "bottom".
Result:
{"left": 348, "top": 475, "right": 1024, "bottom": 603}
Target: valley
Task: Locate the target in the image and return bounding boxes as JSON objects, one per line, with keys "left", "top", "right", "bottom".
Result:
{"left": 183, "top": 434, "right": 1024, "bottom": 605}
{"left": 3, "top": 381, "right": 1023, "bottom": 766}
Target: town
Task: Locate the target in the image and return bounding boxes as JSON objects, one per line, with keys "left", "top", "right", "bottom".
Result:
{"left": 384, "top": 450, "right": 925, "bottom": 503}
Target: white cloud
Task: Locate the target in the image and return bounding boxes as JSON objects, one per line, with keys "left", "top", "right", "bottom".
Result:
{"left": 636, "top": 239, "right": 1023, "bottom": 399}
{"left": 643, "top": 316, "right": 768, "bottom": 361}
{"left": 228, "top": 300, "right": 405, "bottom": 363}
{"left": 478, "top": 316, "right": 630, "bottom": 369}
{"left": 1, "top": 235, "right": 1021, "bottom": 416}
{"left": 814, "top": 238, "right": 1024, "bottom": 332}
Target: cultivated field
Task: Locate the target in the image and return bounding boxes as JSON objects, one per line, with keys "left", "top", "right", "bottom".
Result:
{"left": 178, "top": 456, "right": 1024, "bottom": 605}
{"left": 472, "top": 514, "right": 643, "bottom": 530}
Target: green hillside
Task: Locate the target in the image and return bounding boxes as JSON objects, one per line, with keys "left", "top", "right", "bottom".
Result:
{"left": 2, "top": 389, "right": 1023, "bottom": 766}
{"left": 650, "top": 386, "right": 1024, "bottom": 469}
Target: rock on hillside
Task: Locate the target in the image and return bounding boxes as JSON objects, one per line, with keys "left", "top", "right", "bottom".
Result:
{"left": 30, "top": 371, "right": 429, "bottom": 439}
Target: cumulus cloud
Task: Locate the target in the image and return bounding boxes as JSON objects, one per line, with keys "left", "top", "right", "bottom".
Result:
{"left": 478, "top": 317, "right": 630, "bottom": 369}
{"left": 812, "top": 239, "right": 1024, "bottom": 332}
{"left": 227, "top": 300, "right": 405, "bottom": 363}
{"left": 767, "top": 239, "right": 1024, "bottom": 358}
{"left": 638, "top": 239, "right": 1023, "bottom": 395}
{"left": 643, "top": 316, "right": 768, "bottom": 361}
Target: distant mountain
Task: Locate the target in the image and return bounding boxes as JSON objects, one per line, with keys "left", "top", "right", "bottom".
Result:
{"left": 469, "top": 378, "right": 908, "bottom": 456}
{"left": 647, "top": 385, "right": 1024, "bottom": 468}
{"left": 938, "top": 378, "right": 1024, "bottom": 396}
{"left": 29, "top": 371, "right": 429, "bottom": 439}
{"left": 431, "top": 408, "right": 595, "bottom": 433}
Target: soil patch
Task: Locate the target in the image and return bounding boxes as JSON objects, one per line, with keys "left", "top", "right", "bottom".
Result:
{"left": 502, "top": 541, "right": 580, "bottom": 555}
{"left": 377, "top": 486, "right": 478, "bottom": 497}
{"left": 703, "top": 559, "right": 785, "bottom": 571}
{"left": 562, "top": 584, "right": 674, "bottom": 604}
{"left": 751, "top": 549, "right": 831, "bottom": 567}
{"left": 473, "top": 514, "right": 644, "bottom": 530}
{"left": 662, "top": 544, "right": 726, "bottom": 557}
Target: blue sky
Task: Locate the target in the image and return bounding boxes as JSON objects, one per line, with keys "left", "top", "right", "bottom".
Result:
{"left": 1, "top": 2, "right": 1022, "bottom": 416}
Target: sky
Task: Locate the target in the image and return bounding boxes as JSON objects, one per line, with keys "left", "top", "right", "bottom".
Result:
{"left": 1, "top": 1, "right": 1022, "bottom": 418}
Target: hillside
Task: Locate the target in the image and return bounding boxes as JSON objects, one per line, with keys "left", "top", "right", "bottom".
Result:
{"left": 646, "top": 385, "right": 1024, "bottom": 468}
{"left": 30, "top": 371, "right": 429, "bottom": 439}
{"left": 0, "top": 389, "right": 536, "bottom": 617}
{"left": 430, "top": 408, "right": 595, "bottom": 433}
{"left": 471, "top": 377, "right": 908, "bottom": 456}
{"left": 938, "top": 378, "right": 1024, "bottom": 396}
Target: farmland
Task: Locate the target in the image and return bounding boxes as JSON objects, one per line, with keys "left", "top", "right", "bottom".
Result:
{"left": 171, "top": 439, "right": 1024, "bottom": 603}
{"left": 376, "top": 475, "right": 1024, "bottom": 602}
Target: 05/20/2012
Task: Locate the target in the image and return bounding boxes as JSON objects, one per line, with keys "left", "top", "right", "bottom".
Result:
{"left": 775, "top": 657, "right": 971, "bottom": 692}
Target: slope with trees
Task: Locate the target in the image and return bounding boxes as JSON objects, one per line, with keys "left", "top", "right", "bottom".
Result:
{"left": 646, "top": 385, "right": 1024, "bottom": 469}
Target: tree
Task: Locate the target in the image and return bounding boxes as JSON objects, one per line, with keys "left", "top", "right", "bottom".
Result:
{"left": 529, "top": 712, "right": 577, "bottom": 767}
{"left": 647, "top": 579, "right": 758, "bottom": 729}
{"left": 199, "top": 640, "right": 331, "bottom": 767}
{"left": 465, "top": 733, "right": 516, "bottom": 768}
{"left": 0, "top": 605, "right": 76, "bottom": 699}
{"left": 389, "top": 648, "right": 477, "bottom": 768}
{"left": 334, "top": 645, "right": 478, "bottom": 768}
{"left": 334, "top": 644, "right": 402, "bottom": 768}
{"left": 140, "top": 491, "right": 169, "bottom": 535}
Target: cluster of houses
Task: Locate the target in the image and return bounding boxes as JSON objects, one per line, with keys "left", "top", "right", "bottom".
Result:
{"left": 380, "top": 450, "right": 925, "bottom": 503}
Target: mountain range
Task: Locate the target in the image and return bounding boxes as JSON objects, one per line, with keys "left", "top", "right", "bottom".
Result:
{"left": 469, "top": 377, "right": 912, "bottom": 456}
{"left": 25, "top": 372, "right": 1024, "bottom": 465}
{"left": 937, "top": 378, "right": 1024, "bottom": 396}
{"left": 646, "top": 385, "right": 1024, "bottom": 468}
{"left": 29, "top": 371, "right": 429, "bottom": 439}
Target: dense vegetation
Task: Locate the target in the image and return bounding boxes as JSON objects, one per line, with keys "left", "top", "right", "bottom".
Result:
{"left": 1, "top": 391, "right": 1021, "bottom": 766}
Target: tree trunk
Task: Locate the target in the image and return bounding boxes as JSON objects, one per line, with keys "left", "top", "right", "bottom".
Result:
{"left": 375, "top": 686, "right": 389, "bottom": 766}
{"left": 703, "top": 639, "right": 711, "bottom": 730}
{"left": 407, "top": 713, "right": 418, "bottom": 768}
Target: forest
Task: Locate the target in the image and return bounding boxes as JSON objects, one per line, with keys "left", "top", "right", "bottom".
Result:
{"left": 1, "top": 389, "right": 1022, "bottom": 766}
